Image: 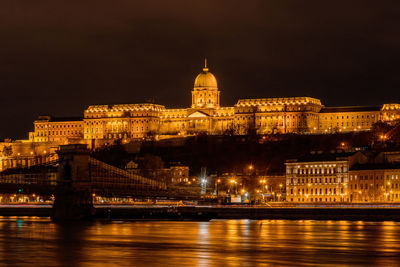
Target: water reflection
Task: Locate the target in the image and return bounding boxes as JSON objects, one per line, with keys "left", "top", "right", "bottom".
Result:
{"left": 0, "top": 218, "right": 399, "bottom": 266}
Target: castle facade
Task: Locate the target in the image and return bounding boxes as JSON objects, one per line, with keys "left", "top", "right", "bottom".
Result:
{"left": 32, "top": 62, "right": 400, "bottom": 145}
{"left": 1, "top": 61, "right": 400, "bottom": 170}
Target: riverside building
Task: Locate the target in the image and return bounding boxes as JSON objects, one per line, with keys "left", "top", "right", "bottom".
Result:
{"left": 348, "top": 164, "right": 400, "bottom": 202}
{"left": 286, "top": 151, "right": 400, "bottom": 203}
{"left": 285, "top": 152, "right": 368, "bottom": 203}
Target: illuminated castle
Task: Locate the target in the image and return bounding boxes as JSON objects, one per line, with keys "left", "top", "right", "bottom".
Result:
{"left": 1, "top": 60, "right": 400, "bottom": 170}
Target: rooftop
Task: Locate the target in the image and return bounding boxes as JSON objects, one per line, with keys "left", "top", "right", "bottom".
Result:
{"left": 36, "top": 116, "right": 83, "bottom": 122}
{"left": 236, "top": 97, "right": 322, "bottom": 107}
{"left": 286, "top": 151, "right": 357, "bottom": 163}
{"left": 350, "top": 162, "right": 400, "bottom": 171}
{"left": 320, "top": 106, "right": 381, "bottom": 113}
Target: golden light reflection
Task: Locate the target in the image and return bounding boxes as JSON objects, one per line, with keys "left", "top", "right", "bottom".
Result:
{"left": 0, "top": 219, "right": 399, "bottom": 266}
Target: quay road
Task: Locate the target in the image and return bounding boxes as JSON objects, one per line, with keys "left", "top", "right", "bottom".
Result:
{"left": 2, "top": 204, "right": 400, "bottom": 221}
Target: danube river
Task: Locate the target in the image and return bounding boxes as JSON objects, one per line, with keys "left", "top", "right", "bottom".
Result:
{"left": 0, "top": 218, "right": 399, "bottom": 266}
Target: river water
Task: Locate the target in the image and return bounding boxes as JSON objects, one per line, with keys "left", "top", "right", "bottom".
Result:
{"left": 0, "top": 218, "right": 399, "bottom": 266}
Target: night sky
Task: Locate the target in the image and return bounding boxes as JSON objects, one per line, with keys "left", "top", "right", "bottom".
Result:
{"left": 1, "top": 1, "right": 400, "bottom": 139}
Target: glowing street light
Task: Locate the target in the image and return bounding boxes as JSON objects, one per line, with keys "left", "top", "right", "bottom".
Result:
{"left": 201, "top": 178, "right": 207, "bottom": 194}
{"left": 230, "top": 179, "right": 237, "bottom": 195}
{"left": 215, "top": 179, "right": 221, "bottom": 196}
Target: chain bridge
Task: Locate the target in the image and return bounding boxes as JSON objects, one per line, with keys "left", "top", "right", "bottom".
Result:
{"left": 0, "top": 144, "right": 198, "bottom": 219}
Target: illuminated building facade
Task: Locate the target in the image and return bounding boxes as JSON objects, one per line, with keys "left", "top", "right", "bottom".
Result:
{"left": 349, "top": 163, "right": 400, "bottom": 202}
{"left": 2, "top": 60, "right": 400, "bottom": 170}
{"left": 33, "top": 116, "right": 84, "bottom": 143}
{"left": 25, "top": 61, "right": 400, "bottom": 144}
{"left": 167, "top": 165, "right": 190, "bottom": 184}
{"left": 287, "top": 151, "right": 400, "bottom": 203}
{"left": 285, "top": 152, "right": 368, "bottom": 203}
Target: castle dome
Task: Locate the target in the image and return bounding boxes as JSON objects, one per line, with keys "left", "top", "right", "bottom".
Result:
{"left": 194, "top": 60, "right": 218, "bottom": 89}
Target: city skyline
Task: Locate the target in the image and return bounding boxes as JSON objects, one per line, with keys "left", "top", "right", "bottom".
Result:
{"left": 2, "top": 2, "right": 400, "bottom": 266}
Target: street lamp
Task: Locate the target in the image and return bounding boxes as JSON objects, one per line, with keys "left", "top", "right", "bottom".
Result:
{"left": 230, "top": 179, "right": 237, "bottom": 195}
{"left": 259, "top": 179, "right": 267, "bottom": 203}
{"left": 215, "top": 179, "right": 221, "bottom": 196}
{"left": 201, "top": 178, "right": 207, "bottom": 194}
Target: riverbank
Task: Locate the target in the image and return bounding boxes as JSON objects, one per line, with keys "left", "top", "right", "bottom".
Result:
{"left": 1, "top": 205, "right": 400, "bottom": 221}
{"left": 95, "top": 206, "right": 400, "bottom": 221}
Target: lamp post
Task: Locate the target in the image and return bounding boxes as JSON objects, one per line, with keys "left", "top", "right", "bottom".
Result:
{"left": 215, "top": 179, "right": 221, "bottom": 196}
{"left": 230, "top": 179, "right": 237, "bottom": 195}
{"left": 259, "top": 179, "right": 267, "bottom": 203}
{"left": 201, "top": 178, "right": 207, "bottom": 195}
{"left": 241, "top": 188, "right": 247, "bottom": 202}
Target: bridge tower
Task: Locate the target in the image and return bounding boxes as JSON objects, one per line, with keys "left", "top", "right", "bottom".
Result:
{"left": 51, "top": 144, "right": 95, "bottom": 220}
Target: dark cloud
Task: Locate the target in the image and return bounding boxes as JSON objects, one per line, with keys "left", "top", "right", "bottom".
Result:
{"left": 1, "top": 0, "right": 400, "bottom": 138}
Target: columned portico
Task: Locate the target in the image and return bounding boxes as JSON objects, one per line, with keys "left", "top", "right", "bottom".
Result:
{"left": 187, "top": 110, "right": 212, "bottom": 133}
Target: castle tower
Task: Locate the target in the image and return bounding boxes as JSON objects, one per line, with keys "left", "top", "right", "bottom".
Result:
{"left": 191, "top": 59, "right": 220, "bottom": 109}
